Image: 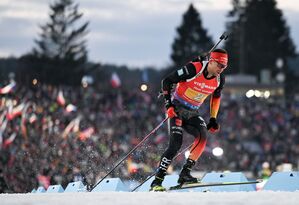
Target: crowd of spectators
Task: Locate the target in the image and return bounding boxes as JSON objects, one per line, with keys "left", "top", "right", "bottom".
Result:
{"left": 0, "top": 81, "right": 298, "bottom": 193}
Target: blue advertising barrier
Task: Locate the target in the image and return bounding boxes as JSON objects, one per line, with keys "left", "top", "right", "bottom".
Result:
{"left": 31, "top": 171, "right": 299, "bottom": 193}
{"left": 65, "top": 181, "right": 87, "bottom": 192}
{"left": 191, "top": 172, "right": 256, "bottom": 192}
{"left": 35, "top": 186, "right": 46, "bottom": 193}
{"left": 263, "top": 171, "right": 299, "bottom": 191}
{"left": 91, "top": 178, "right": 129, "bottom": 192}
{"left": 46, "top": 185, "right": 64, "bottom": 193}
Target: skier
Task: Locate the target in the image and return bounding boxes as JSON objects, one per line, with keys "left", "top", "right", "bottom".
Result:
{"left": 150, "top": 48, "right": 228, "bottom": 191}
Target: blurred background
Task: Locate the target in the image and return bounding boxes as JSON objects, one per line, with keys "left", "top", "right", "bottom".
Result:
{"left": 0, "top": 0, "right": 298, "bottom": 193}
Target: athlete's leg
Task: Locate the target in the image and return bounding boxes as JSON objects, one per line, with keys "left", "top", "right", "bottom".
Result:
{"left": 178, "top": 116, "right": 208, "bottom": 184}
{"left": 185, "top": 116, "right": 208, "bottom": 161}
{"left": 150, "top": 117, "right": 184, "bottom": 190}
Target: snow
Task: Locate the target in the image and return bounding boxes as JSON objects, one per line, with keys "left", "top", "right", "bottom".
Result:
{"left": 1, "top": 191, "right": 299, "bottom": 205}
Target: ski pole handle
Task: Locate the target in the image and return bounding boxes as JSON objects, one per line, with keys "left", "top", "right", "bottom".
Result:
{"left": 207, "top": 32, "right": 229, "bottom": 54}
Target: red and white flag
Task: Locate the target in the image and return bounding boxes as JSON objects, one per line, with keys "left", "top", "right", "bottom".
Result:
{"left": 110, "top": 72, "right": 121, "bottom": 88}
{"left": 0, "top": 110, "right": 7, "bottom": 126}
{"left": 0, "top": 119, "right": 8, "bottom": 148}
{"left": 6, "top": 103, "right": 25, "bottom": 120}
{"left": 29, "top": 114, "right": 37, "bottom": 124}
{"left": 62, "top": 117, "right": 81, "bottom": 139}
{"left": 3, "top": 133, "right": 17, "bottom": 148}
{"left": 57, "top": 90, "right": 66, "bottom": 106}
{"left": 0, "top": 81, "right": 16, "bottom": 94}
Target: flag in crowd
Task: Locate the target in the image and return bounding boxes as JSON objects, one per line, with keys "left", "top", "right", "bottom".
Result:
{"left": 6, "top": 103, "right": 25, "bottom": 120}
{"left": 0, "top": 81, "right": 16, "bottom": 94}
{"left": 111, "top": 72, "right": 121, "bottom": 88}
{"left": 57, "top": 90, "right": 66, "bottom": 106}
{"left": 62, "top": 116, "right": 81, "bottom": 139}
{"left": 0, "top": 119, "right": 8, "bottom": 149}
{"left": 29, "top": 114, "right": 37, "bottom": 124}
{"left": 2, "top": 133, "right": 17, "bottom": 149}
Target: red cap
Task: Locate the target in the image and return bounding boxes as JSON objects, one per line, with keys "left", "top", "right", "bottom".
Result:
{"left": 210, "top": 51, "right": 228, "bottom": 65}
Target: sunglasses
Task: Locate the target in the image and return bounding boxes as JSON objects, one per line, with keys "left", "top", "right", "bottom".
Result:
{"left": 210, "top": 59, "right": 227, "bottom": 69}
{"left": 216, "top": 61, "right": 227, "bottom": 69}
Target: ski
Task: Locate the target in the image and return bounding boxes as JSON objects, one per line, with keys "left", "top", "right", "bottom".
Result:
{"left": 168, "top": 179, "right": 263, "bottom": 191}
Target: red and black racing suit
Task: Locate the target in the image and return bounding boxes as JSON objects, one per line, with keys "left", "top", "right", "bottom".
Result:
{"left": 157, "top": 57, "right": 225, "bottom": 173}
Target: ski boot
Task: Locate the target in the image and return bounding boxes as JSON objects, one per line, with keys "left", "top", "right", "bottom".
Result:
{"left": 150, "top": 156, "right": 172, "bottom": 191}
{"left": 150, "top": 176, "right": 166, "bottom": 192}
{"left": 178, "top": 159, "right": 199, "bottom": 185}
{"left": 150, "top": 169, "right": 167, "bottom": 192}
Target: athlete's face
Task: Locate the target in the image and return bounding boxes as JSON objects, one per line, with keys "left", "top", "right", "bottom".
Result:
{"left": 208, "top": 61, "right": 227, "bottom": 76}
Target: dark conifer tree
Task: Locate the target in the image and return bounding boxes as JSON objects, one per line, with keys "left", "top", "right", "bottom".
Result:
{"left": 170, "top": 4, "right": 214, "bottom": 68}
{"left": 22, "top": 0, "right": 89, "bottom": 85}
{"left": 225, "top": 0, "right": 296, "bottom": 77}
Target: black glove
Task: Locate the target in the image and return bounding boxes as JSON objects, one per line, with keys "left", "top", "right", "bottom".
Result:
{"left": 207, "top": 117, "right": 220, "bottom": 133}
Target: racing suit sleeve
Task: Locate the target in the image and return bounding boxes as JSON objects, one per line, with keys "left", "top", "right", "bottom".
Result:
{"left": 210, "top": 73, "right": 225, "bottom": 118}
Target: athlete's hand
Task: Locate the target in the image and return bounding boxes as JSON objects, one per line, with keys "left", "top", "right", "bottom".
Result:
{"left": 207, "top": 117, "right": 220, "bottom": 133}
{"left": 166, "top": 107, "right": 177, "bottom": 119}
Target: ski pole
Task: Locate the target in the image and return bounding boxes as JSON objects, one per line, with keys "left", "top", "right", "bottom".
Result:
{"left": 131, "top": 143, "right": 193, "bottom": 192}
{"left": 90, "top": 117, "right": 169, "bottom": 192}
